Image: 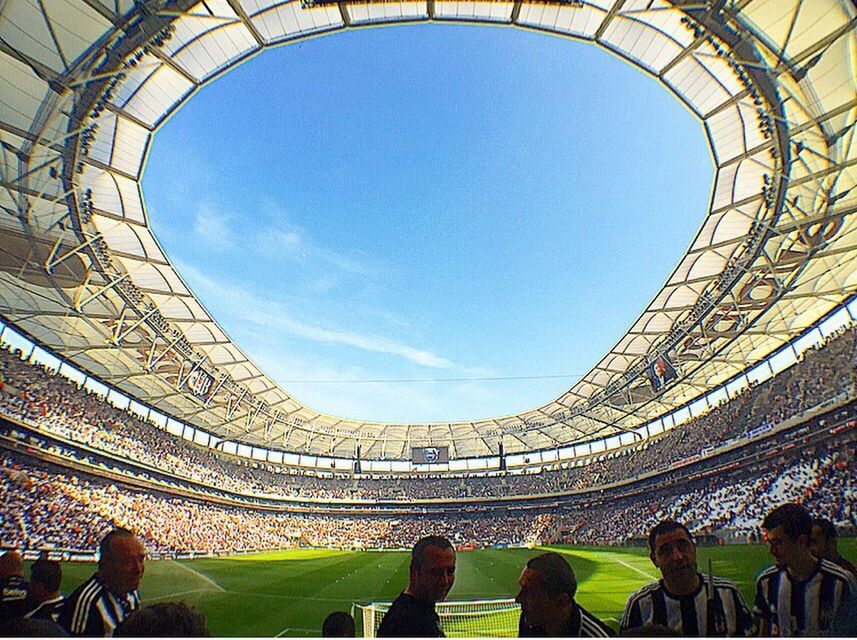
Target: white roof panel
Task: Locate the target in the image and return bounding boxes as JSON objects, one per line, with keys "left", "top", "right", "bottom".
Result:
{"left": 0, "top": 0, "right": 854, "bottom": 459}
{"left": 517, "top": 2, "right": 604, "bottom": 39}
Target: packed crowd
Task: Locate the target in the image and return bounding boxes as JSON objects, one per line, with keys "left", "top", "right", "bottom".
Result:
{"left": 0, "top": 450, "right": 560, "bottom": 552}
{"left": 1, "top": 418, "right": 853, "bottom": 553}
{"left": 561, "top": 429, "right": 856, "bottom": 545}
{"left": 0, "top": 327, "right": 854, "bottom": 503}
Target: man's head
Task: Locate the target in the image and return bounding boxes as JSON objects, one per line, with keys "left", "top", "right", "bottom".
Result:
{"left": 515, "top": 552, "right": 577, "bottom": 632}
{"left": 322, "top": 611, "right": 355, "bottom": 637}
{"left": 408, "top": 536, "right": 455, "bottom": 603}
{"left": 648, "top": 520, "right": 697, "bottom": 586}
{"left": 0, "top": 550, "right": 24, "bottom": 579}
{"left": 809, "top": 518, "right": 839, "bottom": 561}
{"left": 98, "top": 529, "right": 145, "bottom": 594}
{"left": 762, "top": 503, "right": 813, "bottom": 567}
{"left": 30, "top": 559, "right": 62, "bottom": 601}
{"left": 114, "top": 603, "right": 209, "bottom": 637}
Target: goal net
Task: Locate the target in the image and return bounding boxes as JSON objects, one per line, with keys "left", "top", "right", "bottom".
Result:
{"left": 354, "top": 598, "right": 520, "bottom": 638}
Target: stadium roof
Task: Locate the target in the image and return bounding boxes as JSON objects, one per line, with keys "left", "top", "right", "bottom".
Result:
{"left": 0, "top": 0, "right": 855, "bottom": 460}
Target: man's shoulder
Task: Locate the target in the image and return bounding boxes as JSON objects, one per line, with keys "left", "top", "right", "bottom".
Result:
{"left": 819, "top": 559, "right": 857, "bottom": 588}
{"left": 378, "top": 593, "right": 441, "bottom": 637}
{"left": 755, "top": 564, "right": 781, "bottom": 585}
{"left": 27, "top": 595, "right": 66, "bottom": 622}
{"left": 576, "top": 603, "right": 614, "bottom": 637}
{"left": 709, "top": 575, "right": 742, "bottom": 593}
{"left": 66, "top": 573, "right": 103, "bottom": 601}
{"left": 62, "top": 573, "right": 104, "bottom": 624}
{"left": 626, "top": 580, "right": 662, "bottom": 603}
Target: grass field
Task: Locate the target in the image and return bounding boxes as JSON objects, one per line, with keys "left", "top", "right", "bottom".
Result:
{"left": 49, "top": 540, "right": 856, "bottom": 636}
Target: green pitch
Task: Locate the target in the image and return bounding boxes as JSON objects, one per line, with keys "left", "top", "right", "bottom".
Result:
{"left": 51, "top": 540, "right": 856, "bottom": 636}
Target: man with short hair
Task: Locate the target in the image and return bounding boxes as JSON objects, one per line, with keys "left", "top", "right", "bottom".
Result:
{"left": 322, "top": 611, "right": 355, "bottom": 637}
{"left": 60, "top": 528, "right": 145, "bottom": 636}
{"left": 621, "top": 520, "right": 753, "bottom": 636}
{"left": 0, "top": 550, "right": 28, "bottom": 622}
{"left": 810, "top": 517, "right": 857, "bottom": 576}
{"left": 377, "top": 535, "right": 455, "bottom": 637}
{"left": 23, "top": 559, "right": 65, "bottom": 623}
{"left": 754, "top": 503, "right": 857, "bottom": 636}
{"left": 113, "top": 603, "right": 209, "bottom": 637}
{"left": 517, "top": 552, "right": 612, "bottom": 637}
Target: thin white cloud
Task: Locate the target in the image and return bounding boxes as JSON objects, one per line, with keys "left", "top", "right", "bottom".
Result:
{"left": 244, "top": 348, "right": 514, "bottom": 423}
{"left": 255, "top": 202, "right": 377, "bottom": 280}
{"left": 193, "top": 204, "right": 234, "bottom": 249}
{"left": 178, "top": 262, "right": 455, "bottom": 370}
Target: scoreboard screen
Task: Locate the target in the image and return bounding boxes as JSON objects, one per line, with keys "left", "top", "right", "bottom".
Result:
{"left": 412, "top": 446, "right": 449, "bottom": 464}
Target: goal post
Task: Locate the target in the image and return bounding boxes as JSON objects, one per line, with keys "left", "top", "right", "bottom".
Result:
{"left": 353, "top": 598, "right": 521, "bottom": 638}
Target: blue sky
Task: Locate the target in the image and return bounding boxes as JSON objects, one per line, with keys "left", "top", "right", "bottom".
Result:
{"left": 143, "top": 24, "right": 711, "bottom": 424}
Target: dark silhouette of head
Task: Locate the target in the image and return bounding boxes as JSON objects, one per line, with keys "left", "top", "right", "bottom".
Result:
{"left": 322, "top": 611, "right": 355, "bottom": 637}
{"left": 114, "top": 602, "right": 209, "bottom": 637}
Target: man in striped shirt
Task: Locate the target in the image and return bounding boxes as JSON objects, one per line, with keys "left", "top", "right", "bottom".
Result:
{"left": 60, "top": 529, "right": 145, "bottom": 636}
{"left": 754, "top": 503, "right": 857, "bottom": 636}
{"left": 517, "top": 552, "right": 613, "bottom": 637}
{"left": 621, "top": 520, "right": 754, "bottom": 636}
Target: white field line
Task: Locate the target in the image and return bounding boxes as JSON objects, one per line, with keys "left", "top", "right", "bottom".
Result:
{"left": 147, "top": 588, "right": 210, "bottom": 602}
{"left": 275, "top": 627, "right": 319, "bottom": 637}
{"left": 169, "top": 560, "right": 226, "bottom": 592}
{"left": 222, "top": 590, "right": 356, "bottom": 603}
{"left": 606, "top": 553, "right": 658, "bottom": 581}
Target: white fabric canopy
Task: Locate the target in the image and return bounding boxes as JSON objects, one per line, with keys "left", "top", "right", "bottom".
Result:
{"left": 0, "top": 0, "right": 855, "bottom": 459}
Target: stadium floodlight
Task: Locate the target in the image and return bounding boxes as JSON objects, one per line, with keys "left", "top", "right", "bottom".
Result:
{"left": 355, "top": 598, "right": 520, "bottom": 638}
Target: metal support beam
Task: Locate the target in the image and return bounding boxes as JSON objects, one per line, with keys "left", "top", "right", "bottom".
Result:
{"left": 113, "top": 306, "right": 156, "bottom": 344}
{"left": 74, "top": 272, "right": 129, "bottom": 311}
{"left": 44, "top": 234, "right": 101, "bottom": 273}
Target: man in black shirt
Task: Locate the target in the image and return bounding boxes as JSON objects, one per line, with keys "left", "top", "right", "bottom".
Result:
{"left": 516, "top": 552, "right": 613, "bottom": 637}
{"left": 23, "top": 559, "right": 65, "bottom": 623}
{"left": 378, "top": 535, "right": 455, "bottom": 637}
{"left": 0, "top": 550, "right": 28, "bottom": 623}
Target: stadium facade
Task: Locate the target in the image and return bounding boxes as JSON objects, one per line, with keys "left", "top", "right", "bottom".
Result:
{"left": 0, "top": 0, "right": 856, "bottom": 471}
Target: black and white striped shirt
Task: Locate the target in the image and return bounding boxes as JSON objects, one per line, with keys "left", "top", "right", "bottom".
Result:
{"left": 59, "top": 574, "right": 140, "bottom": 637}
{"left": 753, "top": 558, "right": 857, "bottom": 636}
{"left": 621, "top": 574, "right": 754, "bottom": 636}
{"left": 520, "top": 603, "right": 614, "bottom": 637}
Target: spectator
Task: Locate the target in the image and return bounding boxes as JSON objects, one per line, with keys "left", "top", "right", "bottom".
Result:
{"left": 377, "top": 536, "right": 455, "bottom": 637}
{"left": 0, "top": 550, "right": 28, "bottom": 622}
{"left": 754, "top": 503, "right": 857, "bottom": 636}
{"left": 0, "top": 616, "right": 68, "bottom": 636}
{"left": 516, "top": 552, "right": 612, "bottom": 637}
{"left": 621, "top": 520, "right": 753, "bottom": 636}
{"left": 810, "top": 517, "right": 857, "bottom": 576}
{"left": 113, "top": 602, "right": 209, "bottom": 637}
{"left": 60, "top": 529, "right": 145, "bottom": 636}
{"left": 322, "top": 611, "right": 355, "bottom": 637}
{"left": 24, "top": 559, "right": 64, "bottom": 623}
